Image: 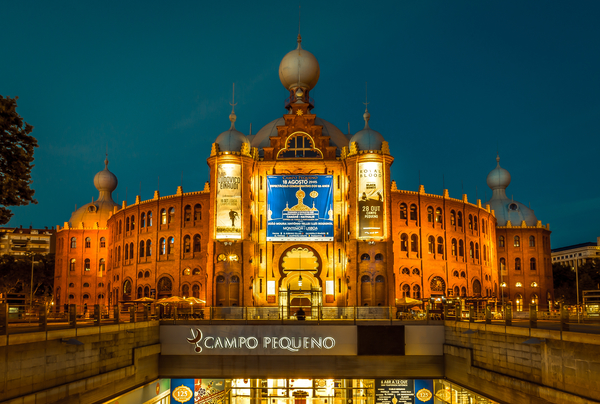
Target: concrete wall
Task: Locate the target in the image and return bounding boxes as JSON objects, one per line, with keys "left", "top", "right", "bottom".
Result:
{"left": 444, "top": 321, "right": 600, "bottom": 404}
{"left": 0, "top": 321, "right": 161, "bottom": 404}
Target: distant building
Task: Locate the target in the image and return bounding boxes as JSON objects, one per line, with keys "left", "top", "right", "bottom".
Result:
{"left": 0, "top": 226, "right": 55, "bottom": 256}
{"left": 551, "top": 237, "right": 600, "bottom": 268}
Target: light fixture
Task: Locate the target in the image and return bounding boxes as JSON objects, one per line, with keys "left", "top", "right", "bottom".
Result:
{"left": 298, "top": 274, "right": 303, "bottom": 287}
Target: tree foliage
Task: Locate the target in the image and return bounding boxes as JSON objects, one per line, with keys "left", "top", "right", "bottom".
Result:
{"left": 553, "top": 260, "right": 600, "bottom": 305}
{"left": 0, "top": 95, "right": 38, "bottom": 225}
{"left": 0, "top": 253, "right": 54, "bottom": 303}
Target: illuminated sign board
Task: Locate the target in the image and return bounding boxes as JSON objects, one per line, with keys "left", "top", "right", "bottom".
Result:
{"left": 216, "top": 164, "right": 242, "bottom": 239}
{"left": 160, "top": 325, "right": 357, "bottom": 355}
{"left": 266, "top": 175, "right": 334, "bottom": 241}
{"left": 375, "top": 379, "right": 434, "bottom": 404}
{"left": 171, "top": 379, "right": 228, "bottom": 404}
{"left": 358, "top": 162, "right": 384, "bottom": 238}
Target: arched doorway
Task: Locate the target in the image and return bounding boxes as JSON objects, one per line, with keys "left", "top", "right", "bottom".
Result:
{"left": 279, "top": 246, "right": 322, "bottom": 319}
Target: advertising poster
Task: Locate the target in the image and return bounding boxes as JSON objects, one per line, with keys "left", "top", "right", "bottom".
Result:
{"left": 375, "top": 380, "right": 433, "bottom": 404}
{"left": 358, "top": 162, "right": 384, "bottom": 238}
{"left": 171, "top": 379, "right": 228, "bottom": 404}
{"left": 216, "top": 164, "right": 242, "bottom": 239}
{"left": 266, "top": 175, "right": 334, "bottom": 241}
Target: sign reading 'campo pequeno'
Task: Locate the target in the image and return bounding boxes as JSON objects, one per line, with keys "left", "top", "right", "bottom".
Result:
{"left": 160, "top": 325, "right": 357, "bottom": 356}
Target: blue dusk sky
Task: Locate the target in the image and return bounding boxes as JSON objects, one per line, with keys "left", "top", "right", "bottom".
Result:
{"left": 2, "top": 1, "right": 599, "bottom": 249}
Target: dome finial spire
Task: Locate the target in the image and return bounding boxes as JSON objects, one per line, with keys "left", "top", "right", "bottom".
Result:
{"left": 229, "top": 83, "right": 237, "bottom": 128}
{"left": 297, "top": 3, "right": 301, "bottom": 47}
{"left": 363, "top": 82, "right": 370, "bottom": 128}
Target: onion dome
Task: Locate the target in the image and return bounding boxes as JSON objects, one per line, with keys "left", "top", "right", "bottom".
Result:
{"left": 279, "top": 35, "right": 320, "bottom": 91}
{"left": 485, "top": 154, "right": 537, "bottom": 226}
{"left": 349, "top": 109, "right": 384, "bottom": 151}
{"left": 215, "top": 108, "right": 250, "bottom": 152}
{"left": 69, "top": 157, "right": 119, "bottom": 228}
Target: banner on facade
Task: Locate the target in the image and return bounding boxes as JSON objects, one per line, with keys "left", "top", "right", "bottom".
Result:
{"left": 375, "top": 379, "right": 434, "bottom": 404}
{"left": 171, "top": 379, "right": 228, "bottom": 404}
{"left": 358, "top": 162, "right": 384, "bottom": 238}
{"left": 216, "top": 164, "right": 242, "bottom": 239}
{"left": 266, "top": 175, "right": 334, "bottom": 241}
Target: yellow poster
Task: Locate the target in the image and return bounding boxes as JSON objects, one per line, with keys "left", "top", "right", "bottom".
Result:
{"left": 216, "top": 164, "right": 242, "bottom": 239}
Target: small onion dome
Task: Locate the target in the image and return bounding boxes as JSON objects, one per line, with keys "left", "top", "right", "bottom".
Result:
{"left": 94, "top": 157, "right": 118, "bottom": 193}
{"left": 279, "top": 35, "right": 320, "bottom": 91}
{"left": 486, "top": 155, "right": 511, "bottom": 190}
{"left": 215, "top": 110, "right": 250, "bottom": 152}
{"left": 349, "top": 110, "right": 384, "bottom": 151}
{"left": 69, "top": 157, "right": 119, "bottom": 228}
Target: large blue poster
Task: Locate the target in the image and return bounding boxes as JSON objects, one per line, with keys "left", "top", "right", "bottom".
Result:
{"left": 267, "top": 175, "right": 334, "bottom": 241}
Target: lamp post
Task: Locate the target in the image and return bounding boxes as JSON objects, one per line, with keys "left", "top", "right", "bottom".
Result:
{"left": 575, "top": 260, "right": 581, "bottom": 323}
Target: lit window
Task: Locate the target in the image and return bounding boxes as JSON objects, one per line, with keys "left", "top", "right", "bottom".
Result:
{"left": 516, "top": 282, "right": 522, "bottom": 287}
{"left": 531, "top": 282, "right": 538, "bottom": 287}
{"left": 278, "top": 134, "right": 321, "bottom": 158}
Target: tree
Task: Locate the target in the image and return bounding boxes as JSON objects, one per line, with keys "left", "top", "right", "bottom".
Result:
{"left": 0, "top": 253, "right": 54, "bottom": 304}
{"left": 553, "top": 260, "right": 600, "bottom": 305}
{"left": 0, "top": 95, "right": 38, "bottom": 225}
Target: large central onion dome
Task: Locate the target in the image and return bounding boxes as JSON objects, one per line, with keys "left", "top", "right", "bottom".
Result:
{"left": 279, "top": 35, "right": 320, "bottom": 91}
{"left": 486, "top": 155, "right": 511, "bottom": 190}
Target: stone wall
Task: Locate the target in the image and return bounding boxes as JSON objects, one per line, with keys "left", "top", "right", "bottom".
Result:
{"left": 0, "top": 321, "right": 160, "bottom": 404}
{"left": 444, "top": 321, "right": 600, "bottom": 404}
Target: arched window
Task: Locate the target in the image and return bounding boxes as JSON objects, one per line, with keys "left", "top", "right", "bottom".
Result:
{"left": 450, "top": 210, "right": 456, "bottom": 226}
{"left": 399, "top": 203, "right": 407, "bottom": 219}
{"left": 529, "top": 236, "right": 535, "bottom": 247}
{"left": 515, "top": 293, "right": 523, "bottom": 311}
{"left": 451, "top": 239, "right": 457, "bottom": 256}
{"left": 402, "top": 268, "right": 410, "bottom": 275}
{"left": 412, "top": 268, "right": 420, "bottom": 276}
{"left": 437, "top": 237, "right": 444, "bottom": 256}
{"left": 99, "top": 258, "right": 105, "bottom": 272}
{"left": 375, "top": 253, "right": 384, "bottom": 261}
{"left": 83, "top": 294, "right": 90, "bottom": 300}
{"left": 123, "top": 280, "right": 132, "bottom": 298}
{"left": 530, "top": 293, "right": 539, "bottom": 305}
{"left": 100, "top": 237, "right": 106, "bottom": 248}
{"left": 469, "top": 242, "right": 474, "bottom": 258}
{"left": 184, "top": 205, "right": 192, "bottom": 222}
{"left": 144, "top": 286, "right": 150, "bottom": 297}
{"left": 140, "top": 240, "right": 145, "bottom": 257}
{"left": 183, "top": 236, "right": 191, "bottom": 253}
{"left": 413, "top": 285, "right": 421, "bottom": 299}
{"left": 84, "top": 259, "right": 90, "bottom": 271}
{"left": 410, "top": 234, "right": 418, "bottom": 253}
{"left": 85, "top": 237, "right": 91, "bottom": 248}
{"left": 146, "top": 240, "right": 152, "bottom": 256}
{"left": 182, "top": 284, "right": 190, "bottom": 297}
{"left": 168, "top": 237, "right": 175, "bottom": 254}
{"left": 500, "top": 258, "right": 506, "bottom": 272}
{"left": 141, "top": 212, "right": 146, "bottom": 228}
{"left": 361, "top": 275, "right": 371, "bottom": 306}
{"left": 460, "top": 286, "right": 466, "bottom": 297}
{"left": 410, "top": 204, "right": 418, "bottom": 221}
{"left": 454, "top": 286, "right": 460, "bottom": 296}
{"left": 473, "top": 216, "right": 478, "bottom": 231}
{"left": 499, "top": 235, "right": 505, "bottom": 247}
{"left": 402, "top": 284, "right": 411, "bottom": 298}
{"left": 460, "top": 271, "right": 466, "bottom": 278}
{"left": 125, "top": 244, "right": 129, "bottom": 260}
{"left": 144, "top": 271, "right": 150, "bottom": 278}
{"left": 468, "top": 214, "right": 473, "bottom": 230}
{"left": 457, "top": 211, "right": 463, "bottom": 227}
{"left": 475, "top": 243, "right": 479, "bottom": 259}
{"left": 193, "top": 235, "right": 201, "bottom": 252}
{"left": 159, "top": 238, "right": 166, "bottom": 255}
{"left": 194, "top": 204, "right": 202, "bottom": 221}
{"left": 157, "top": 277, "right": 172, "bottom": 297}
{"left": 216, "top": 275, "right": 226, "bottom": 306}
{"left": 147, "top": 211, "right": 153, "bottom": 226}
{"left": 131, "top": 215, "right": 135, "bottom": 230}
{"left": 160, "top": 209, "right": 167, "bottom": 225}
{"left": 71, "top": 237, "right": 76, "bottom": 248}
{"left": 435, "top": 208, "right": 442, "bottom": 224}
{"left": 430, "top": 277, "right": 445, "bottom": 292}
{"left": 400, "top": 234, "right": 408, "bottom": 251}
{"left": 483, "top": 245, "right": 487, "bottom": 261}
{"left": 482, "top": 219, "right": 486, "bottom": 234}
{"left": 427, "top": 207, "right": 434, "bottom": 223}
{"left": 428, "top": 236, "right": 435, "bottom": 254}
{"left": 361, "top": 254, "right": 370, "bottom": 261}
{"left": 473, "top": 279, "right": 481, "bottom": 295}
{"left": 183, "top": 268, "right": 191, "bottom": 276}
{"left": 530, "top": 258, "right": 536, "bottom": 271}
{"left": 458, "top": 240, "right": 464, "bottom": 257}
{"left": 515, "top": 258, "right": 521, "bottom": 271}
{"left": 138, "top": 271, "right": 143, "bottom": 279}
{"left": 126, "top": 217, "right": 130, "bottom": 232}
{"left": 137, "top": 286, "right": 143, "bottom": 299}
{"left": 168, "top": 207, "right": 175, "bottom": 223}
{"left": 192, "top": 284, "right": 201, "bottom": 298}
{"left": 279, "top": 134, "right": 321, "bottom": 158}
{"left": 192, "top": 268, "right": 201, "bottom": 275}
{"left": 514, "top": 236, "right": 520, "bottom": 247}
{"left": 453, "top": 270, "right": 459, "bottom": 277}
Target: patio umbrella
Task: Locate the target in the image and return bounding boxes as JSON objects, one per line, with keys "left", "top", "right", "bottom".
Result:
{"left": 132, "top": 297, "right": 155, "bottom": 303}
{"left": 156, "top": 296, "right": 187, "bottom": 305}
{"left": 185, "top": 297, "right": 206, "bottom": 304}
{"left": 396, "top": 297, "right": 421, "bottom": 305}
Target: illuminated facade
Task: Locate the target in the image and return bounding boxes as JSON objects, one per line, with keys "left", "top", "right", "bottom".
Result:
{"left": 53, "top": 35, "right": 553, "bottom": 311}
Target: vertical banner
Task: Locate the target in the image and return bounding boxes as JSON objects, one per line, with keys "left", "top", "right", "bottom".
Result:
{"left": 413, "top": 380, "right": 434, "bottom": 403}
{"left": 266, "top": 175, "right": 334, "bottom": 241}
{"left": 375, "top": 380, "right": 433, "bottom": 404}
{"left": 171, "top": 379, "right": 229, "bottom": 404}
{"left": 358, "top": 162, "right": 384, "bottom": 238}
{"left": 216, "top": 163, "right": 242, "bottom": 239}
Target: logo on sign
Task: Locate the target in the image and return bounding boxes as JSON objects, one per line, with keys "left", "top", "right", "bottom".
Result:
{"left": 416, "top": 388, "right": 433, "bottom": 402}
{"left": 172, "top": 385, "right": 193, "bottom": 403}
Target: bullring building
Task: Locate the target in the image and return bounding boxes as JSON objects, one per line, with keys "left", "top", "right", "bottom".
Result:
{"left": 54, "top": 34, "right": 554, "bottom": 318}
